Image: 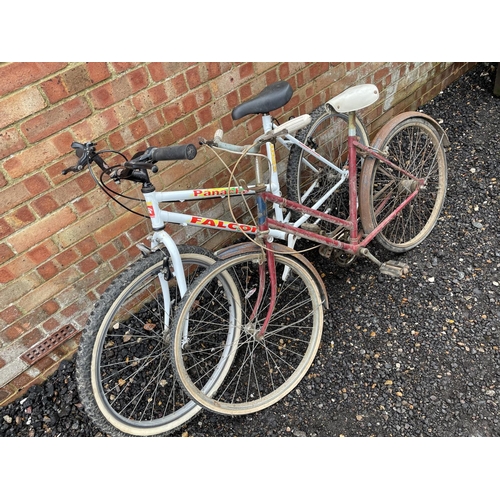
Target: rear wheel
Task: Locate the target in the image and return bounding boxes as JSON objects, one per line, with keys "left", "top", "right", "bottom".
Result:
{"left": 359, "top": 116, "right": 447, "bottom": 252}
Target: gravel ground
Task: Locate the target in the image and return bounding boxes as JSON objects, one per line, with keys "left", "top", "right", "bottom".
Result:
{"left": 1, "top": 62, "right": 499, "bottom": 438}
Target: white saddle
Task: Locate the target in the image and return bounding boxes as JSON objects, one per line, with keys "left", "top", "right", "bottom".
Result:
{"left": 326, "top": 84, "right": 379, "bottom": 113}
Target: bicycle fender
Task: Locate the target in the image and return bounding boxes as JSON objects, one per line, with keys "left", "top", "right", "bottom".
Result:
{"left": 216, "top": 241, "right": 329, "bottom": 309}
{"left": 369, "top": 111, "right": 450, "bottom": 150}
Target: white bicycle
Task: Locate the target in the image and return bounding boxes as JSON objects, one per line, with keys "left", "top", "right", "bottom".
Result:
{"left": 66, "top": 80, "right": 369, "bottom": 436}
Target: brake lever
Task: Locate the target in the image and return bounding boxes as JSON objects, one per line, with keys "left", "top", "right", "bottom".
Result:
{"left": 124, "top": 148, "right": 158, "bottom": 173}
{"left": 62, "top": 164, "right": 85, "bottom": 175}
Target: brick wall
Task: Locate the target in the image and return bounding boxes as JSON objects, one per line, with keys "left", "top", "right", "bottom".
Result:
{"left": 0, "top": 61, "right": 475, "bottom": 405}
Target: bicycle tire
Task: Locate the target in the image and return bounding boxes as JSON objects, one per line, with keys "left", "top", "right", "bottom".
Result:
{"left": 171, "top": 250, "right": 324, "bottom": 416}
{"left": 286, "top": 106, "right": 369, "bottom": 233}
{"left": 76, "top": 245, "right": 219, "bottom": 437}
{"left": 359, "top": 115, "right": 448, "bottom": 253}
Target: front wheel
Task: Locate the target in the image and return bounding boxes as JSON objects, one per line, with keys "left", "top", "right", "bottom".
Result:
{"left": 359, "top": 115, "right": 448, "bottom": 253}
{"left": 76, "top": 245, "right": 217, "bottom": 437}
{"left": 171, "top": 250, "right": 325, "bottom": 416}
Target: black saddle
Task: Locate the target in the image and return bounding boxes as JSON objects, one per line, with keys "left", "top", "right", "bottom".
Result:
{"left": 231, "top": 81, "right": 293, "bottom": 120}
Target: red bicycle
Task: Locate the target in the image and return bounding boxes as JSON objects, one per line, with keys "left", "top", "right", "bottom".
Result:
{"left": 170, "top": 83, "right": 449, "bottom": 416}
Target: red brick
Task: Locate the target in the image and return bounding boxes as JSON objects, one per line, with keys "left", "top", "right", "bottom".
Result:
{"left": 55, "top": 248, "right": 79, "bottom": 267}
{"left": 24, "top": 173, "right": 51, "bottom": 196}
{"left": 42, "top": 300, "right": 59, "bottom": 316}
{"left": 3, "top": 137, "right": 63, "bottom": 179}
{"left": 129, "top": 118, "right": 149, "bottom": 141}
{"left": 148, "top": 127, "right": 175, "bottom": 149}
{"left": 89, "top": 85, "right": 114, "bottom": 109}
{"left": 40, "top": 63, "right": 110, "bottom": 102}
{"left": 0, "top": 305, "right": 22, "bottom": 324}
{"left": 57, "top": 205, "right": 113, "bottom": 248}
{"left": 8, "top": 206, "right": 77, "bottom": 253}
{"left": 182, "top": 93, "right": 198, "bottom": 114}
{"left": 186, "top": 66, "right": 202, "bottom": 89}
{"left": 148, "top": 62, "right": 192, "bottom": 82}
{"left": 10, "top": 371, "right": 37, "bottom": 392}
{"left": 240, "top": 83, "right": 253, "bottom": 101}
{"left": 89, "top": 67, "right": 148, "bottom": 109}
{"left": 0, "top": 87, "right": 46, "bottom": 129}
{"left": 60, "top": 302, "right": 81, "bottom": 319}
{"left": 1, "top": 251, "right": 43, "bottom": 282}
{"left": 19, "top": 267, "right": 81, "bottom": 312}
{"left": 111, "top": 62, "right": 138, "bottom": 73}
{"left": 73, "top": 101, "right": 136, "bottom": 138}
{"left": 226, "top": 90, "right": 239, "bottom": 109}
{"left": 32, "top": 353, "right": 59, "bottom": 374}
{"left": 279, "top": 63, "right": 290, "bottom": 80}
{"left": 42, "top": 317, "right": 61, "bottom": 334}
{"left": 41, "top": 65, "right": 91, "bottom": 103}
{"left": 27, "top": 241, "right": 58, "bottom": 265}
{"left": 170, "top": 115, "right": 197, "bottom": 142}
{"left": 37, "top": 261, "right": 59, "bottom": 280}
{"left": 110, "top": 254, "right": 127, "bottom": 271}
{"left": 0, "top": 62, "right": 67, "bottom": 95}
{"left": 87, "top": 62, "right": 111, "bottom": 83}
{"left": 132, "top": 83, "right": 169, "bottom": 113}
{"left": 239, "top": 63, "right": 254, "bottom": 79}
{"left": 163, "top": 102, "right": 183, "bottom": 124}
{"left": 0, "top": 128, "right": 25, "bottom": 160}
{"left": 127, "top": 220, "right": 149, "bottom": 242}
{"left": 75, "top": 236, "right": 97, "bottom": 257}
{"left": 206, "top": 63, "right": 223, "bottom": 80}
{"left": 6, "top": 206, "right": 36, "bottom": 229}
{"left": 170, "top": 74, "right": 188, "bottom": 98}
{"left": 94, "top": 210, "right": 139, "bottom": 246}
{"left": 0, "top": 243, "right": 14, "bottom": 266}
{"left": 75, "top": 171, "right": 97, "bottom": 194}
{"left": 0, "top": 266, "right": 15, "bottom": 283}
{"left": 197, "top": 105, "right": 213, "bottom": 127}
{"left": 78, "top": 255, "right": 99, "bottom": 274}
{"left": 99, "top": 242, "right": 119, "bottom": 260}
{"left": 30, "top": 194, "right": 59, "bottom": 217}
{"left": 3, "top": 179, "right": 32, "bottom": 213}
{"left": 0, "top": 218, "right": 13, "bottom": 239}
{"left": 21, "top": 97, "right": 91, "bottom": 143}
{"left": 72, "top": 195, "right": 95, "bottom": 216}
{"left": 20, "top": 328, "right": 43, "bottom": 350}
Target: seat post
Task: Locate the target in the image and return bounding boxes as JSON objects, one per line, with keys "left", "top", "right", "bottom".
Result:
{"left": 348, "top": 111, "right": 360, "bottom": 243}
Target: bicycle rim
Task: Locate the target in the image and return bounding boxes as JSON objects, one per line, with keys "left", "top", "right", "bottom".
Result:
{"left": 171, "top": 251, "right": 324, "bottom": 415}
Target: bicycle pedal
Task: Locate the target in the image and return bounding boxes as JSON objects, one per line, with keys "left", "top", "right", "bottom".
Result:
{"left": 380, "top": 260, "right": 409, "bottom": 277}
{"left": 319, "top": 244, "right": 333, "bottom": 258}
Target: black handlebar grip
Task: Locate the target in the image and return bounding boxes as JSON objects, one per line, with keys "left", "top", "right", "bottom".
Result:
{"left": 151, "top": 144, "right": 197, "bottom": 162}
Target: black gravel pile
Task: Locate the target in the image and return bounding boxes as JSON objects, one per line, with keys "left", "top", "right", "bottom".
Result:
{"left": 1, "top": 62, "right": 499, "bottom": 437}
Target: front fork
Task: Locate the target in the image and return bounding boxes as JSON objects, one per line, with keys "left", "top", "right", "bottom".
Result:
{"left": 252, "top": 194, "right": 277, "bottom": 341}
{"left": 147, "top": 229, "right": 187, "bottom": 339}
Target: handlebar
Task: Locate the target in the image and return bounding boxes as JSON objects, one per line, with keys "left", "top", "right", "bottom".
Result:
{"left": 150, "top": 144, "right": 197, "bottom": 162}
{"left": 62, "top": 141, "right": 198, "bottom": 180}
